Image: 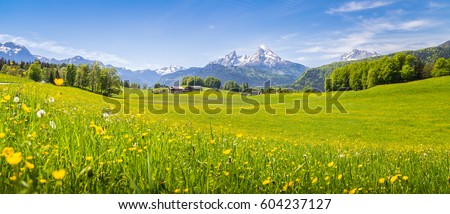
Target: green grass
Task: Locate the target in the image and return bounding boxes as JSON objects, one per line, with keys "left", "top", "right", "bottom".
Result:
{"left": 1, "top": 74, "right": 450, "bottom": 193}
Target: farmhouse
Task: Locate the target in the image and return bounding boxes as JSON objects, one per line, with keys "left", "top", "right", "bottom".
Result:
{"left": 170, "top": 86, "right": 184, "bottom": 93}
{"left": 184, "top": 85, "right": 202, "bottom": 92}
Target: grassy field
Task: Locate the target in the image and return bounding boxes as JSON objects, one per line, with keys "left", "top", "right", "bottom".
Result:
{"left": 1, "top": 73, "right": 450, "bottom": 193}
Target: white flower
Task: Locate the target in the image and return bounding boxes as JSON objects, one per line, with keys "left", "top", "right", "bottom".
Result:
{"left": 36, "top": 109, "right": 46, "bottom": 118}
{"left": 48, "top": 97, "right": 55, "bottom": 103}
{"left": 49, "top": 121, "right": 56, "bottom": 129}
{"left": 103, "top": 113, "right": 110, "bottom": 118}
{"left": 13, "top": 97, "right": 20, "bottom": 103}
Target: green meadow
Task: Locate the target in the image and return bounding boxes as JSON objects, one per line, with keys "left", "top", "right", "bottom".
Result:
{"left": 1, "top": 73, "right": 450, "bottom": 193}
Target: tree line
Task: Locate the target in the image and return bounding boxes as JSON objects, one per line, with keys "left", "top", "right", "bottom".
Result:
{"left": 0, "top": 59, "right": 121, "bottom": 96}
{"left": 326, "top": 53, "right": 450, "bottom": 91}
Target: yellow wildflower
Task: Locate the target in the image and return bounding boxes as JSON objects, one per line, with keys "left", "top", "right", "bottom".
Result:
{"left": 52, "top": 169, "right": 66, "bottom": 180}
{"left": 0, "top": 133, "right": 6, "bottom": 139}
{"left": 390, "top": 175, "right": 398, "bottom": 183}
{"left": 3, "top": 95, "right": 11, "bottom": 101}
{"left": 25, "top": 161, "right": 35, "bottom": 169}
{"left": 21, "top": 103, "right": 31, "bottom": 113}
{"left": 85, "top": 156, "right": 93, "bottom": 161}
{"left": 262, "top": 179, "right": 271, "bottom": 185}
{"left": 236, "top": 133, "right": 243, "bottom": 138}
{"left": 184, "top": 188, "right": 189, "bottom": 193}
{"left": 9, "top": 175, "right": 17, "bottom": 181}
{"left": 324, "top": 176, "right": 330, "bottom": 181}
{"left": 378, "top": 178, "right": 385, "bottom": 184}
{"left": 209, "top": 139, "right": 215, "bottom": 144}
{"left": 223, "top": 171, "right": 230, "bottom": 176}
{"left": 1, "top": 147, "right": 14, "bottom": 157}
{"left": 349, "top": 188, "right": 357, "bottom": 194}
{"left": 402, "top": 176, "right": 409, "bottom": 181}
{"left": 39, "top": 179, "right": 46, "bottom": 184}
{"left": 174, "top": 189, "right": 180, "bottom": 193}
{"left": 6, "top": 152, "right": 23, "bottom": 165}
{"left": 223, "top": 149, "right": 232, "bottom": 155}
{"left": 338, "top": 174, "right": 343, "bottom": 180}
{"left": 312, "top": 177, "right": 318, "bottom": 184}
{"left": 327, "top": 161, "right": 334, "bottom": 167}
{"left": 54, "top": 78, "right": 64, "bottom": 86}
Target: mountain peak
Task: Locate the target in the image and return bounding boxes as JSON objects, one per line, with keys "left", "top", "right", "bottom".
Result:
{"left": 340, "top": 49, "right": 380, "bottom": 61}
{"left": 258, "top": 44, "right": 269, "bottom": 50}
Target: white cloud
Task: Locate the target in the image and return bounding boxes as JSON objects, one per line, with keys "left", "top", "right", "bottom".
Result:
{"left": 280, "top": 33, "right": 298, "bottom": 40}
{"left": 0, "top": 33, "right": 129, "bottom": 66}
{"left": 428, "top": 1, "right": 448, "bottom": 9}
{"left": 327, "top": 1, "right": 394, "bottom": 14}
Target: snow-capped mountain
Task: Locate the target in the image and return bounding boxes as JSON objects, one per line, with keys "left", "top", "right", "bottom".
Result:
{"left": 340, "top": 49, "right": 380, "bottom": 61}
{"left": 242, "top": 44, "right": 288, "bottom": 67}
{"left": 155, "top": 65, "right": 186, "bottom": 75}
{"left": 160, "top": 45, "right": 308, "bottom": 86}
{"left": 210, "top": 51, "right": 249, "bottom": 66}
{"left": 210, "top": 44, "right": 304, "bottom": 69}
{"left": 0, "top": 42, "right": 36, "bottom": 62}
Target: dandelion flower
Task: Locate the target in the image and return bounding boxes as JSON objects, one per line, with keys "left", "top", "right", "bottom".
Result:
{"left": 236, "top": 133, "right": 243, "bottom": 138}
{"left": 402, "top": 176, "right": 408, "bottom": 181}
{"left": 349, "top": 188, "right": 357, "bottom": 194}
{"left": 209, "top": 139, "right": 215, "bottom": 144}
{"left": 312, "top": 177, "right": 318, "bottom": 184}
{"left": 174, "top": 189, "right": 180, "bottom": 193}
{"left": 2, "top": 147, "right": 14, "bottom": 157}
{"left": 0, "top": 133, "right": 6, "bottom": 139}
{"left": 184, "top": 188, "right": 189, "bottom": 193}
{"left": 95, "top": 126, "right": 106, "bottom": 135}
{"left": 48, "top": 97, "right": 55, "bottom": 103}
{"left": 36, "top": 109, "right": 46, "bottom": 118}
{"left": 390, "top": 175, "right": 398, "bottom": 183}
{"left": 327, "top": 161, "right": 334, "bottom": 167}
{"left": 378, "top": 178, "right": 385, "bottom": 184}
{"left": 52, "top": 169, "right": 66, "bottom": 180}
{"left": 6, "top": 152, "right": 23, "bottom": 165}
{"left": 85, "top": 156, "right": 93, "bottom": 161}
{"left": 9, "top": 175, "right": 17, "bottom": 181}
{"left": 324, "top": 176, "right": 330, "bottom": 181}
{"left": 223, "top": 171, "right": 230, "bottom": 176}
{"left": 39, "top": 179, "right": 46, "bottom": 184}
{"left": 262, "top": 179, "right": 271, "bottom": 185}
{"left": 25, "top": 161, "right": 35, "bottom": 169}
{"left": 338, "top": 174, "right": 343, "bottom": 180}
{"left": 21, "top": 103, "right": 31, "bottom": 113}
{"left": 54, "top": 78, "right": 64, "bottom": 86}
{"left": 223, "top": 149, "right": 232, "bottom": 155}
{"left": 13, "top": 97, "right": 20, "bottom": 103}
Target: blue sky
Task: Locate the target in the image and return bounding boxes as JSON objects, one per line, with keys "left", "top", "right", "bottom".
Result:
{"left": 1, "top": 0, "right": 449, "bottom": 70}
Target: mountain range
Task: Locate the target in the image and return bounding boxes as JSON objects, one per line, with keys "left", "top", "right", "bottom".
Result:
{"left": 0, "top": 42, "right": 308, "bottom": 87}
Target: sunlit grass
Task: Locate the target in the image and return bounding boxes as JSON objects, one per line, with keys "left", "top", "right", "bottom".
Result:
{"left": 1, "top": 74, "right": 450, "bottom": 193}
